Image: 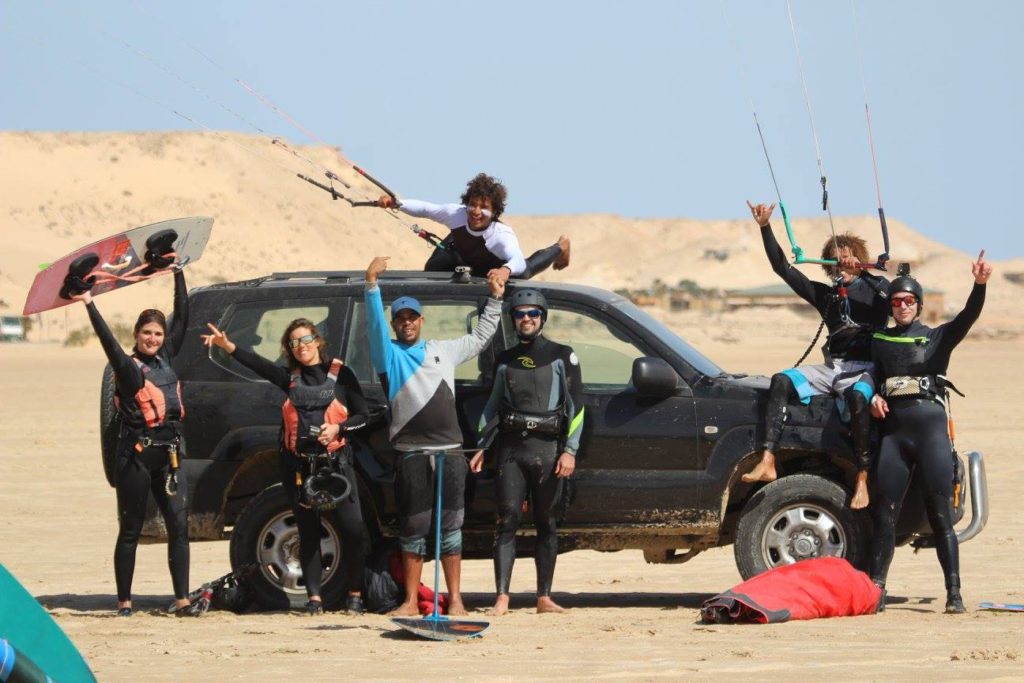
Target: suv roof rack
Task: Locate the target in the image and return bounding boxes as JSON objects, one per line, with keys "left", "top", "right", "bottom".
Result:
{"left": 261, "top": 270, "right": 488, "bottom": 285}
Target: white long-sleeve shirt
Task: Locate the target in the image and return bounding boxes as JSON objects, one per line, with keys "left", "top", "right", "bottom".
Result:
{"left": 399, "top": 199, "right": 528, "bottom": 276}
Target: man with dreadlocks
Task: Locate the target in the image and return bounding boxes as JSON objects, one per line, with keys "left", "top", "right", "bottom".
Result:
{"left": 376, "top": 172, "right": 570, "bottom": 281}
{"left": 743, "top": 201, "right": 889, "bottom": 509}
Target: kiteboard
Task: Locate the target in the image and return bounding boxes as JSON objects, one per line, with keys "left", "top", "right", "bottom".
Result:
{"left": 391, "top": 450, "right": 489, "bottom": 641}
{"left": 23, "top": 216, "right": 213, "bottom": 315}
{"left": 0, "top": 564, "right": 96, "bottom": 682}
{"left": 977, "top": 602, "right": 1024, "bottom": 612}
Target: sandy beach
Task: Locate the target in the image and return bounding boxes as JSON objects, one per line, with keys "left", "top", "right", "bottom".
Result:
{"left": 1, "top": 131, "right": 1022, "bottom": 680}
{"left": 1, "top": 337, "right": 1020, "bottom": 682}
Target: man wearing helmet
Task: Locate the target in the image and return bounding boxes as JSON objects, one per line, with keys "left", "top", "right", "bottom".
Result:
{"left": 471, "top": 288, "right": 584, "bottom": 615}
{"left": 376, "top": 173, "right": 571, "bottom": 282}
{"left": 744, "top": 201, "right": 890, "bottom": 510}
{"left": 867, "top": 252, "right": 991, "bottom": 614}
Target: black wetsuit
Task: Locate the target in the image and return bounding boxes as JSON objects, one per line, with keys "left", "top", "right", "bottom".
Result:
{"left": 87, "top": 270, "right": 190, "bottom": 602}
{"left": 230, "top": 348, "right": 369, "bottom": 597}
{"left": 868, "top": 283, "right": 986, "bottom": 592}
{"left": 477, "top": 334, "right": 584, "bottom": 597}
{"left": 759, "top": 224, "right": 890, "bottom": 469}
{"left": 425, "top": 236, "right": 562, "bottom": 279}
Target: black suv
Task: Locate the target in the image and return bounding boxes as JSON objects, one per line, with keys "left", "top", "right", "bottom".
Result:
{"left": 101, "top": 270, "right": 989, "bottom": 609}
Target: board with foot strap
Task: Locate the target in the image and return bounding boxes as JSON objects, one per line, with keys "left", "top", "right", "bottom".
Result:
{"left": 23, "top": 216, "right": 213, "bottom": 315}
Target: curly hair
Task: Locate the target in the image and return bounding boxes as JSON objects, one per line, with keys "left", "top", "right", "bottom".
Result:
{"left": 820, "top": 232, "right": 870, "bottom": 275}
{"left": 460, "top": 173, "right": 507, "bottom": 220}
{"left": 280, "top": 317, "right": 327, "bottom": 370}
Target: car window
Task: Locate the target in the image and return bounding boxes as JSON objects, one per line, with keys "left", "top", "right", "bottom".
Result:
{"left": 348, "top": 299, "right": 492, "bottom": 386}
{"left": 210, "top": 301, "right": 332, "bottom": 379}
{"left": 502, "top": 306, "right": 648, "bottom": 390}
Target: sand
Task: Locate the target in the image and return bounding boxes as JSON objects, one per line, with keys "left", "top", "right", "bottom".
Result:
{"left": 1, "top": 338, "right": 1020, "bottom": 682}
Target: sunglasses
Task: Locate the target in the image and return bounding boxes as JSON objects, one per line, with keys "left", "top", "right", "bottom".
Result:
{"left": 890, "top": 295, "right": 918, "bottom": 308}
{"left": 287, "top": 334, "right": 318, "bottom": 349}
{"left": 512, "top": 309, "right": 542, "bottom": 320}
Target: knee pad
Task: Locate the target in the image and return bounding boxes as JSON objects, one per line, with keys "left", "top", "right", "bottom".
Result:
{"left": 400, "top": 536, "right": 427, "bottom": 557}
{"left": 440, "top": 529, "right": 462, "bottom": 556}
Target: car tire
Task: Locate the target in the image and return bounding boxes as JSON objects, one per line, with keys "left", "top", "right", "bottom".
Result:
{"left": 734, "top": 474, "right": 868, "bottom": 580}
{"left": 229, "top": 483, "right": 361, "bottom": 611}
{"left": 99, "top": 363, "right": 119, "bottom": 488}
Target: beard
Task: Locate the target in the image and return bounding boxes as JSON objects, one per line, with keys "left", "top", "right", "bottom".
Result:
{"left": 517, "top": 325, "right": 542, "bottom": 341}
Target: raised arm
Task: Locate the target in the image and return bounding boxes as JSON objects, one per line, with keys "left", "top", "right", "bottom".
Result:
{"left": 364, "top": 256, "right": 395, "bottom": 377}
{"left": 445, "top": 274, "right": 505, "bottom": 366}
{"left": 202, "top": 322, "right": 290, "bottom": 390}
{"left": 390, "top": 198, "right": 466, "bottom": 231}
{"left": 748, "top": 200, "right": 821, "bottom": 308}
{"left": 938, "top": 250, "right": 991, "bottom": 350}
{"left": 165, "top": 269, "right": 189, "bottom": 356}
{"left": 74, "top": 292, "right": 143, "bottom": 396}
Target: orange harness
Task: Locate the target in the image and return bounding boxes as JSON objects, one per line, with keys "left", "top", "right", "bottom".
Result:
{"left": 282, "top": 358, "right": 349, "bottom": 454}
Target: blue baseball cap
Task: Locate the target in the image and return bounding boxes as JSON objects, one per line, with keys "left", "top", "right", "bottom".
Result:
{"left": 390, "top": 296, "right": 422, "bottom": 318}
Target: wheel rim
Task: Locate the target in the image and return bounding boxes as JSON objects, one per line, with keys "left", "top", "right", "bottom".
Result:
{"left": 255, "top": 509, "right": 340, "bottom": 595}
{"left": 760, "top": 502, "right": 847, "bottom": 568}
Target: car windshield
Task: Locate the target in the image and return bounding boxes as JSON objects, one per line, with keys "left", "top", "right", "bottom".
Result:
{"left": 615, "top": 300, "right": 725, "bottom": 378}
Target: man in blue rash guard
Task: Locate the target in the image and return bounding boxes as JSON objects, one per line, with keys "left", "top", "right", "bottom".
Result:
{"left": 364, "top": 255, "right": 504, "bottom": 616}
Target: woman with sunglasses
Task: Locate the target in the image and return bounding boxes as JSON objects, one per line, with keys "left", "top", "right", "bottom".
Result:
{"left": 203, "top": 319, "right": 370, "bottom": 614}
{"left": 867, "top": 251, "right": 992, "bottom": 614}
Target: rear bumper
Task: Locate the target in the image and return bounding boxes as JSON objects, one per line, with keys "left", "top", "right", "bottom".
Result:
{"left": 955, "top": 451, "right": 989, "bottom": 544}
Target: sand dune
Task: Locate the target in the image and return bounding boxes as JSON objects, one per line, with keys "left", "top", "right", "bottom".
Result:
{"left": 1, "top": 131, "right": 1019, "bottom": 340}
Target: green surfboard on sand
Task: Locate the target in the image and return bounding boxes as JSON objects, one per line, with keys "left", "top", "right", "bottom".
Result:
{"left": 0, "top": 564, "right": 95, "bottom": 682}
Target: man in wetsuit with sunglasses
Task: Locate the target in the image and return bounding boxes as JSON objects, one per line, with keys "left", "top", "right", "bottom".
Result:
{"left": 471, "top": 289, "right": 584, "bottom": 614}
{"left": 365, "top": 255, "right": 504, "bottom": 616}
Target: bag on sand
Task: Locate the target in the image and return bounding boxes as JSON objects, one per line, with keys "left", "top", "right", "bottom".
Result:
{"left": 701, "top": 557, "right": 881, "bottom": 624}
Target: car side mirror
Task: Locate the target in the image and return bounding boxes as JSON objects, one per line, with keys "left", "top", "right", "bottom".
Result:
{"left": 632, "top": 357, "right": 680, "bottom": 398}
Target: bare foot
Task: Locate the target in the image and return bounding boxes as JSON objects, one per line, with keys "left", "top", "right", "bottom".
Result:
{"left": 447, "top": 600, "right": 468, "bottom": 617}
{"left": 388, "top": 601, "right": 420, "bottom": 617}
{"left": 537, "top": 595, "right": 566, "bottom": 614}
{"left": 741, "top": 456, "right": 777, "bottom": 484}
{"left": 489, "top": 594, "right": 511, "bottom": 616}
{"left": 554, "top": 235, "right": 571, "bottom": 270}
{"left": 850, "top": 483, "right": 870, "bottom": 510}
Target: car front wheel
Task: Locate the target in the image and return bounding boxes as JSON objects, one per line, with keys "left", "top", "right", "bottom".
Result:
{"left": 734, "top": 474, "right": 868, "bottom": 580}
{"left": 229, "top": 483, "right": 352, "bottom": 610}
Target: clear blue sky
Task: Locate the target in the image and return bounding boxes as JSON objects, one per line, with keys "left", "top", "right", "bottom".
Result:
{"left": 3, "top": 1, "right": 1020, "bottom": 257}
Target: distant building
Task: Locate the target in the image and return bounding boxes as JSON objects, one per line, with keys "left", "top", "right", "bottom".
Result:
{"left": 725, "top": 282, "right": 945, "bottom": 323}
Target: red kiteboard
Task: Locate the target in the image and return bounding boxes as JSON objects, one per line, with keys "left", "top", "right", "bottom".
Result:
{"left": 23, "top": 216, "right": 213, "bottom": 315}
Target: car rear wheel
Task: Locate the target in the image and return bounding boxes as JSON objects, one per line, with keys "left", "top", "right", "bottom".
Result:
{"left": 734, "top": 474, "right": 868, "bottom": 580}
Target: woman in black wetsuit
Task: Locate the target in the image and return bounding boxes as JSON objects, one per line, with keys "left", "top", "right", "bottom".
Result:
{"left": 868, "top": 251, "right": 992, "bottom": 614}
{"left": 203, "top": 319, "right": 369, "bottom": 615}
{"left": 72, "top": 269, "right": 196, "bottom": 617}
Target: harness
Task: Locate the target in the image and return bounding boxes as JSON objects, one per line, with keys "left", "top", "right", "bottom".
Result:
{"left": 498, "top": 404, "right": 565, "bottom": 438}
{"left": 281, "top": 359, "right": 356, "bottom": 510}
{"left": 115, "top": 354, "right": 184, "bottom": 428}
{"left": 134, "top": 425, "right": 183, "bottom": 496}
{"left": 281, "top": 358, "right": 348, "bottom": 455}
